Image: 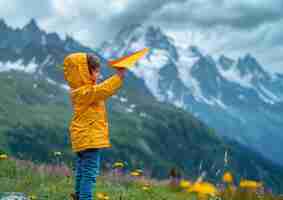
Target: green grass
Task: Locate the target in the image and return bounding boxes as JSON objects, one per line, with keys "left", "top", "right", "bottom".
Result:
{"left": 0, "top": 157, "right": 194, "bottom": 200}
{"left": 1, "top": 157, "right": 283, "bottom": 200}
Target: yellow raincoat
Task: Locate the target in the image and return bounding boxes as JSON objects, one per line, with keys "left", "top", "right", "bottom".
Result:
{"left": 63, "top": 53, "right": 123, "bottom": 152}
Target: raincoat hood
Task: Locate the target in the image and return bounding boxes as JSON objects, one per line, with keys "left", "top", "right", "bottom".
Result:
{"left": 63, "top": 52, "right": 93, "bottom": 89}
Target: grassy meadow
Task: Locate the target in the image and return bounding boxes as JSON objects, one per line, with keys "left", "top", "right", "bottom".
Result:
{"left": 0, "top": 152, "right": 282, "bottom": 200}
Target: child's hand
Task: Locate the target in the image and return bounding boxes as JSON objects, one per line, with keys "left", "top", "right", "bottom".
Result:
{"left": 116, "top": 68, "right": 127, "bottom": 79}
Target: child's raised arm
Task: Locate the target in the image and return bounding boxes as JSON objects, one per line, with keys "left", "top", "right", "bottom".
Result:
{"left": 71, "top": 74, "right": 123, "bottom": 106}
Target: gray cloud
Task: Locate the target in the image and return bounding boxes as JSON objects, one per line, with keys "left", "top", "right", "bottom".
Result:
{"left": 1, "top": 0, "right": 185, "bottom": 46}
{"left": 148, "top": 0, "right": 283, "bottom": 73}
{"left": 0, "top": 0, "right": 282, "bottom": 73}
{"left": 263, "top": 19, "right": 283, "bottom": 47}
{"left": 0, "top": 0, "right": 53, "bottom": 28}
{"left": 150, "top": 0, "right": 283, "bottom": 29}
{"left": 106, "top": 0, "right": 185, "bottom": 30}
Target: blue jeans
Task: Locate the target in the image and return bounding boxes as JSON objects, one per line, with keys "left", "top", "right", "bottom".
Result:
{"left": 75, "top": 148, "right": 101, "bottom": 200}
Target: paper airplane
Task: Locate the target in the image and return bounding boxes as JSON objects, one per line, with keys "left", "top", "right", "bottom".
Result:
{"left": 108, "top": 48, "right": 149, "bottom": 69}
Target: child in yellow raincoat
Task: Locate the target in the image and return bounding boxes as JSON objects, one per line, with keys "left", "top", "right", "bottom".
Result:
{"left": 63, "top": 52, "right": 126, "bottom": 200}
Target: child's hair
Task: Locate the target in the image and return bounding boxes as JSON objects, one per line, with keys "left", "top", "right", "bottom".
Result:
{"left": 87, "top": 53, "right": 100, "bottom": 74}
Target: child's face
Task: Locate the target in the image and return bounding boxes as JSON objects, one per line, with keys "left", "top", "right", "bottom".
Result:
{"left": 90, "top": 68, "right": 100, "bottom": 84}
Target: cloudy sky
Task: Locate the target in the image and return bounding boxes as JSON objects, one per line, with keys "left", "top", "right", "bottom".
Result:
{"left": 1, "top": 0, "right": 283, "bottom": 73}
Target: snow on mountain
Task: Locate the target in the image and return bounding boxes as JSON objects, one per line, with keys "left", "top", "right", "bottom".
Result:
{"left": 176, "top": 46, "right": 200, "bottom": 90}
{"left": 256, "top": 84, "right": 281, "bottom": 104}
{"left": 174, "top": 46, "right": 225, "bottom": 107}
{"left": 99, "top": 24, "right": 179, "bottom": 102}
{"left": 98, "top": 23, "right": 283, "bottom": 164}
{"left": 216, "top": 59, "right": 254, "bottom": 89}
{"left": 216, "top": 54, "right": 283, "bottom": 105}
{"left": 0, "top": 58, "right": 38, "bottom": 73}
{"left": 99, "top": 23, "right": 283, "bottom": 108}
{"left": 132, "top": 49, "right": 170, "bottom": 101}
{"left": 0, "top": 18, "right": 94, "bottom": 89}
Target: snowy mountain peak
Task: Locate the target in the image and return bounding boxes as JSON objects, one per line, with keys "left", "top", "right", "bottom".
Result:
{"left": 23, "top": 18, "right": 41, "bottom": 33}
{"left": 47, "top": 32, "right": 60, "bottom": 42}
{"left": 65, "top": 34, "right": 75, "bottom": 42}
{"left": 237, "top": 53, "right": 267, "bottom": 78}
{"left": 186, "top": 45, "right": 203, "bottom": 58}
{"left": 145, "top": 25, "right": 178, "bottom": 59}
{"left": 45, "top": 32, "right": 62, "bottom": 47}
{"left": 145, "top": 25, "right": 165, "bottom": 42}
{"left": 99, "top": 24, "right": 178, "bottom": 61}
{"left": 218, "top": 55, "right": 235, "bottom": 70}
{"left": 21, "top": 19, "right": 44, "bottom": 45}
{"left": 190, "top": 56, "right": 220, "bottom": 94}
{"left": 64, "top": 35, "right": 76, "bottom": 50}
{"left": 0, "top": 18, "right": 8, "bottom": 30}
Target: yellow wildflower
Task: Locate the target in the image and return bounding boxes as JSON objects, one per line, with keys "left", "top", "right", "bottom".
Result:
{"left": 104, "top": 195, "right": 110, "bottom": 200}
{"left": 142, "top": 186, "right": 149, "bottom": 191}
{"left": 96, "top": 192, "right": 105, "bottom": 199}
{"left": 223, "top": 172, "right": 233, "bottom": 183}
{"left": 240, "top": 180, "right": 263, "bottom": 189}
{"left": 0, "top": 154, "right": 8, "bottom": 160}
{"left": 142, "top": 185, "right": 150, "bottom": 191}
{"left": 179, "top": 179, "right": 192, "bottom": 189}
{"left": 96, "top": 192, "right": 110, "bottom": 200}
{"left": 188, "top": 182, "right": 218, "bottom": 197}
{"left": 112, "top": 161, "right": 124, "bottom": 168}
{"left": 130, "top": 171, "right": 141, "bottom": 177}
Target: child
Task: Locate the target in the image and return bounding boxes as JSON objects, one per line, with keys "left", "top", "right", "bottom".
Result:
{"left": 63, "top": 52, "right": 126, "bottom": 200}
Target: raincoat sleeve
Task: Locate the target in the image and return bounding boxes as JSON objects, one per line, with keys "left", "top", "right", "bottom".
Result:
{"left": 71, "top": 74, "right": 123, "bottom": 105}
